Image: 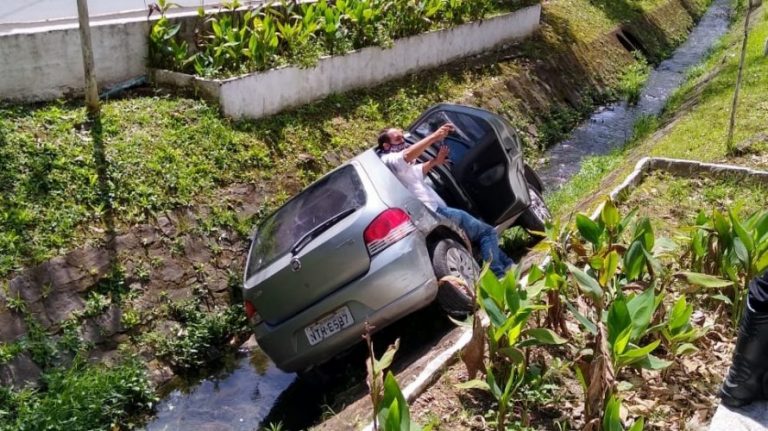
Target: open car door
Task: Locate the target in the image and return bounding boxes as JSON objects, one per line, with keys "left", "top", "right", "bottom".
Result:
{"left": 407, "top": 104, "right": 529, "bottom": 226}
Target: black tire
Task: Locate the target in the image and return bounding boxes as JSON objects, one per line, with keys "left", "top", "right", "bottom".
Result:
{"left": 517, "top": 185, "right": 551, "bottom": 238}
{"left": 430, "top": 238, "right": 479, "bottom": 316}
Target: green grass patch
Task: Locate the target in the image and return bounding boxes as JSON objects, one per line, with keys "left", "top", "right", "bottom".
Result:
{"left": 618, "top": 53, "right": 651, "bottom": 105}
{"left": 651, "top": 5, "right": 768, "bottom": 161}
{"left": 0, "top": 358, "right": 156, "bottom": 431}
{"left": 546, "top": 150, "right": 625, "bottom": 218}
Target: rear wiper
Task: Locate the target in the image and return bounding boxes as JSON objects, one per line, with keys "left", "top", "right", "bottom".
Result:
{"left": 290, "top": 207, "right": 356, "bottom": 256}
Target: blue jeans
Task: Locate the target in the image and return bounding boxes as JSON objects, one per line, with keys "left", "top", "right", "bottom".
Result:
{"left": 436, "top": 206, "right": 514, "bottom": 278}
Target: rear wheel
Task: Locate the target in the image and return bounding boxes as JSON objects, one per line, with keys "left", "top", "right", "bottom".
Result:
{"left": 517, "top": 186, "right": 551, "bottom": 238}
{"left": 430, "top": 239, "right": 479, "bottom": 316}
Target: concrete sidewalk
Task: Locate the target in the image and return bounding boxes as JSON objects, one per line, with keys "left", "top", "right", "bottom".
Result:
{"left": 710, "top": 402, "right": 768, "bottom": 430}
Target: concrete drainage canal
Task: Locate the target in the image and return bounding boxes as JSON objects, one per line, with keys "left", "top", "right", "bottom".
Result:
{"left": 144, "top": 0, "right": 732, "bottom": 429}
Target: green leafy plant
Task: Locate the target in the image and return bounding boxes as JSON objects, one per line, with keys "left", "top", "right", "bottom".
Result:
{"left": 603, "top": 394, "right": 645, "bottom": 431}
{"left": 660, "top": 295, "right": 703, "bottom": 357}
{"left": 618, "top": 52, "right": 650, "bottom": 105}
{"left": 0, "top": 356, "right": 156, "bottom": 430}
{"left": 362, "top": 323, "right": 427, "bottom": 431}
{"left": 457, "top": 266, "right": 565, "bottom": 431}
{"left": 685, "top": 208, "right": 768, "bottom": 324}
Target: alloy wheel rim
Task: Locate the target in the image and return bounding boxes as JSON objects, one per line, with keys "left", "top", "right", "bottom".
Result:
{"left": 446, "top": 247, "right": 477, "bottom": 287}
{"left": 529, "top": 189, "right": 551, "bottom": 222}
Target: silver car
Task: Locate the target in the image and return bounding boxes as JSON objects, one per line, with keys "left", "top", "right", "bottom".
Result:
{"left": 242, "top": 104, "right": 550, "bottom": 373}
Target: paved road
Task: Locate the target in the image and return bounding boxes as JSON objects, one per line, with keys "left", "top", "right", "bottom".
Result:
{"left": 0, "top": 0, "right": 260, "bottom": 26}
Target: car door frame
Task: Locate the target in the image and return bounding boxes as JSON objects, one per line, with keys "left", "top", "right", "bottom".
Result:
{"left": 407, "top": 103, "right": 530, "bottom": 226}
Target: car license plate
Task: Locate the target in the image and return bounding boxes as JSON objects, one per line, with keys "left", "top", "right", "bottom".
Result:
{"left": 305, "top": 306, "right": 354, "bottom": 346}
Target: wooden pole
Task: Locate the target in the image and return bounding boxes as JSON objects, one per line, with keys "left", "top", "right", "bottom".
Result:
{"left": 76, "top": 0, "right": 100, "bottom": 115}
{"left": 726, "top": 0, "right": 754, "bottom": 153}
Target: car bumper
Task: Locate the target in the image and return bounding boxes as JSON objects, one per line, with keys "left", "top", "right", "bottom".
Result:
{"left": 252, "top": 232, "right": 437, "bottom": 373}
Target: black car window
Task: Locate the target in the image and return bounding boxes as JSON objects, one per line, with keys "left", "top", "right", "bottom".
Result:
{"left": 411, "top": 111, "right": 494, "bottom": 166}
{"left": 246, "top": 165, "right": 366, "bottom": 278}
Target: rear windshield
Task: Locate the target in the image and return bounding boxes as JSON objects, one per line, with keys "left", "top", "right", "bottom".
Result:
{"left": 246, "top": 165, "right": 366, "bottom": 278}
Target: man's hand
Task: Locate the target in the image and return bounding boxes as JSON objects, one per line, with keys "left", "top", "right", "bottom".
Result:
{"left": 435, "top": 144, "right": 450, "bottom": 166}
{"left": 434, "top": 123, "right": 454, "bottom": 140}
{"left": 423, "top": 144, "right": 450, "bottom": 175}
{"left": 405, "top": 122, "right": 454, "bottom": 163}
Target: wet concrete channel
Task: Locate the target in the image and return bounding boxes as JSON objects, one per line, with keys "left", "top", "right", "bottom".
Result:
{"left": 144, "top": 1, "right": 732, "bottom": 429}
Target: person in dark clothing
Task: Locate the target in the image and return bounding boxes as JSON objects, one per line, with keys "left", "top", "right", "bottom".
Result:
{"left": 720, "top": 269, "right": 768, "bottom": 407}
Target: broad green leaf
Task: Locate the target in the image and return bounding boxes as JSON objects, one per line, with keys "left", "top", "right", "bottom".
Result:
{"left": 607, "top": 298, "right": 631, "bottom": 346}
{"left": 486, "top": 369, "right": 502, "bottom": 399}
{"left": 601, "top": 199, "right": 620, "bottom": 229}
{"left": 603, "top": 395, "right": 623, "bottom": 431}
{"left": 667, "top": 296, "right": 692, "bottom": 332}
{"left": 527, "top": 264, "right": 545, "bottom": 284}
{"left": 628, "top": 417, "right": 645, "bottom": 431}
{"left": 623, "top": 240, "right": 645, "bottom": 281}
{"left": 678, "top": 272, "right": 733, "bottom": 288}
{"left": 619, "top": 339, "right": 660, "bottom": 362}
{"left": 567, "top": 263, "right": 603, "bottom": 300}
{"left": 479, "top": 267, "right": 504, "bottom": 305}
{"left": 379, "top": 372, "right": 410, "bottom": 431}
{"left": 734, "top": 238, "right": 749, "bottom": 268}
{"left": 374, "top": 339, "right": 400, "bottom": 374}
{"left": 637, "top": 354, "right": 671, "bottom": 370}
{"left": 756, "top": 249, "right": 768, "bottom": 273}
{"left": 482, "top": 297, "right": 506, "bottom": 329}
{"left": 523, "top": 328, "right": 568, "bottom": 345}
{"left": 731, "top": 209, "right": 755, "bottom": 254}
{"left": 634, "top": 217, "right": 655, "bottom": 251}
{"left": 626, "top": 287, "right": 656, "bottom": 341}
{"left": 676, "top": 343, "right": 699, "bottom": 356}
{"left": 566, "top": 300, "right": 597, "bottom": 335}
{"left": 576, "top": 214, "right": 602, "bottom": 245}
{"left": 613, "top": 326, "right": 632, "bottom": 357}
{"left": 497, "top": 347, "right": 524, "bottom": 363}
{"left": 600, "top": 250, "right": 620, "bottom": 287}
{"left": 713, "top": 211, "right": 731, "bottom": 244}
{"left": 455, "top": 379, "right": 491, "bottom": 391}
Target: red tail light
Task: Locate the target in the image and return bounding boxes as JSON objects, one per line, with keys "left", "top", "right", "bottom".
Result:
{"left": 244, "top": 299, "right": 262, "bottom": 325}
{"left": 363, "top": 208, "right": 415, "bottom": 255}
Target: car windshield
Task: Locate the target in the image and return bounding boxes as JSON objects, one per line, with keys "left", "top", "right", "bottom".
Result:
{"left": 246, "top": 165, "right": 366, "bottom": 278}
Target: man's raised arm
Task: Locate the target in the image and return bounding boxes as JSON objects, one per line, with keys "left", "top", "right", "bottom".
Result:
{"left": 403, "top": 124, "right": 453, "bottom": 163}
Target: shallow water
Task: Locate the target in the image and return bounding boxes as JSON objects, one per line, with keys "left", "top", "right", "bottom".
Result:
{"left": 143, "top": 2, "right": 734, "bottom": 429}
{"left": 537, "top": 0, "right": 732, "bottom": 189}
{"left": 145, "top": 342, "right": 296, "bottom": 431}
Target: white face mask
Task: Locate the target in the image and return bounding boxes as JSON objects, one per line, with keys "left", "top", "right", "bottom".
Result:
{"left": 388, "top": 141, "right": 407, "bottom": 153}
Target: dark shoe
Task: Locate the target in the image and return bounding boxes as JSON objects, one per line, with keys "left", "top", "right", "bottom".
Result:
{"left": 719, "top": 300, "right": 768, "bottom": 407}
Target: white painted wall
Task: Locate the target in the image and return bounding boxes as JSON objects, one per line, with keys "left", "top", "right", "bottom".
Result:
{"left": 213, "top": 4, "right": 541, "bottom": 119}
{"left": 0, "top": 19, "right": 151, "bottom": 101}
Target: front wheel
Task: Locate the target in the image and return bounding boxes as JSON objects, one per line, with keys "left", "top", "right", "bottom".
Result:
{"left": 517, "top": 186, "right": 551, "bottom": 238}
{"left": 430, "top": 239, "right": 479, "bottom": 317}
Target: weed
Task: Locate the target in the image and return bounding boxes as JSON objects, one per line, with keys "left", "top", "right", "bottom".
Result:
{"left": 0, "top": 356, "right": 156, "bottom": 430}
{"left": 618, "top": 53, "right": 651, "bottom": 105}
{"left": 153, "top": 303, "right": 249, "bottom": 373}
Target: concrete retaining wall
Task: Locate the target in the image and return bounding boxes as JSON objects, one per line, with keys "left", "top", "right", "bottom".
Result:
{"left": 0, "top": 19, "right": 149, "bottom": 101}
{"left": 153, "top": 4, "right": 542, "bottom": 119}
{"left": 0, "top": 9, "right": 209, "bottom": 102}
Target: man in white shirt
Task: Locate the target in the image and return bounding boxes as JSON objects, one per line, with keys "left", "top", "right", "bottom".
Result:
{"left": 377, "top": 125, "right": 514, "bottom": 278}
